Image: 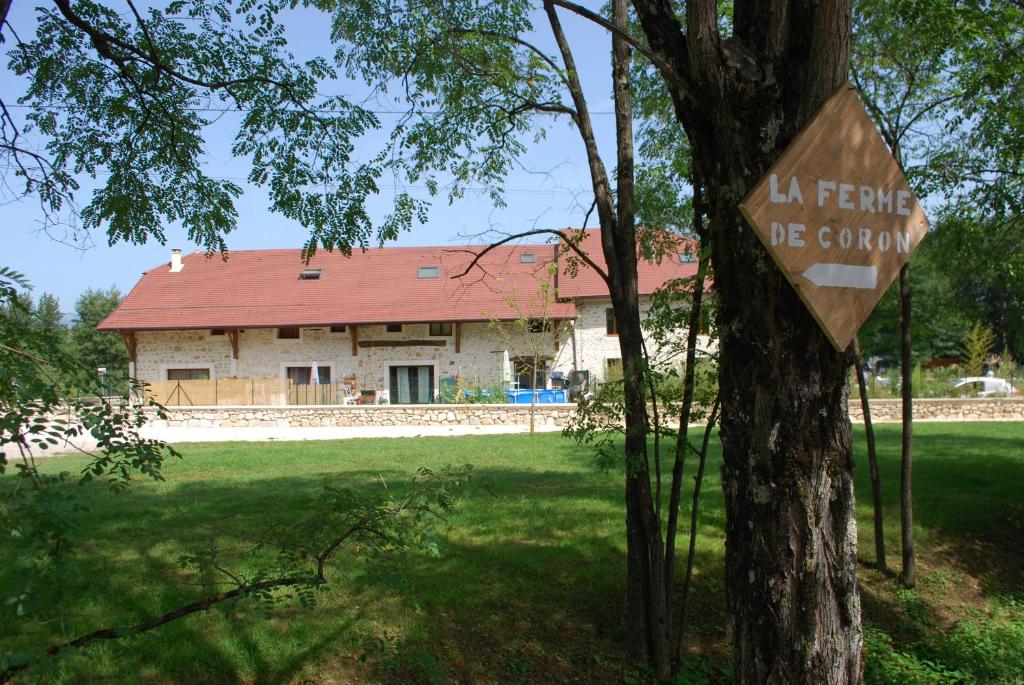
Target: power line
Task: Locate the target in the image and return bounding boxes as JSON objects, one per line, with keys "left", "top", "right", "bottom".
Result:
{"left": 0, "top": 163, "right": 592, "bottom": 196}
{"left": 1, "top": 103, "right": 615, "bottom": 116}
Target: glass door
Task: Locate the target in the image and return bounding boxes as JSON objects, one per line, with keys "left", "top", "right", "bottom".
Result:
{"left": 389, "top": 365, "right": 435, "bottom": 404}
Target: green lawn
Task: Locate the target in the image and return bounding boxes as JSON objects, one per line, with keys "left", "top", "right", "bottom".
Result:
{"left": 1, "top": 423, "right": 1022, "bottom": 684}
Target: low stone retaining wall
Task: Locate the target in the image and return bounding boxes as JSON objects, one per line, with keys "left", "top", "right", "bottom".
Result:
{"left": 146, "top": 403, "right": 577, "bottom": 429}
{"left": 142, "top": 395, "right": 1024, "bottom": 427}
{"left": 141, "top": 398, "right": 1023, "bottom": 430}
{"left": 849, "top": 398, "right": 1024, "bottom": 422}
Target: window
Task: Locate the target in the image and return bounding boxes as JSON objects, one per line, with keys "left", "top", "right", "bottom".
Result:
{"left": 299, "top": 268, "right": 323, "bottom": 280}
{"left": 278, "top": 327, "right": 300, "bottom": 339}
{"left": 429, "top": 323, "right": 453, "bottom": 336}
{"left": 386, "top": 323, "right": 403, "bottom": 333}
{"left": 286, "top": 365, "right": 331, "bottom": 385}
{"left": 679, "top": 252, "right": 696, "bottom": 263}
{"left": 520, "top": 252, "right": 535, "bottom": 263}
{"left": 605, "top": 308, "right": 618, "bottom": 335}
{"left": 330, "top": 325, "right": 346, "bottom": 333}
{"left": 527, "top": 319, "right": 551, "bottom": 333}
{"left": 210, "top": 328, "right": 226, "bottom": 336}
{"left": 167, "top": 368, "right": 211, "bottom": 381}
{"left": 417, "top": 266, "right": 439, "bottom": 279}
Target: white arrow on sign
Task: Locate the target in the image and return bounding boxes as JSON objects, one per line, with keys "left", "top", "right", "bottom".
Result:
{"left": 803, "top": 263, "right": 878, "bottom": 289}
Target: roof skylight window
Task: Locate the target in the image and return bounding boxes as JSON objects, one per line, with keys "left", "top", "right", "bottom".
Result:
{"left": 418, "top": 266, "right": 440, "bottom": 279}
{"left": 520, "top": 252, "right": 536, "bottom": 263}
{"left": 299, "top": 268, "right": 323, "bottom": 280}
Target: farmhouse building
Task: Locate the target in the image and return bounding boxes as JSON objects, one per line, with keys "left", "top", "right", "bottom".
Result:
{"left": 98, "top": 229, "right": 707, "bottom": 403}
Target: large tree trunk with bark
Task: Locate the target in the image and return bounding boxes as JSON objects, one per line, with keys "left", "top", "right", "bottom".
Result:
{"left": 632, "top": 0, "right": 863, "bottom": 681}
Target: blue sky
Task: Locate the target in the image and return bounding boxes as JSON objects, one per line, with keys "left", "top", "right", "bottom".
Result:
{"left": 1, "top": 2, "right": 620, "bottom": 314}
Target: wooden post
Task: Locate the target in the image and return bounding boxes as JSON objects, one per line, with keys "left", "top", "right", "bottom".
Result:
{"left": 119, "top": 330, "right": 138, "bottom": 362}
{"left": 226, "top": 329, "right": 240, "bottom": 359}
{"left": 119, "top": 330, "right": 138, "bottom": 389}
{"left": 455, "top": 322, "right": 462, "bottom": 353}
{"left": 351, "top": 325, "right": 358, "bottom": 356}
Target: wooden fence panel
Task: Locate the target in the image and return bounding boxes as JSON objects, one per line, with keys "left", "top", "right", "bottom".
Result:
{"left": 143, "top": 378, "right": 289, "bottom": 406}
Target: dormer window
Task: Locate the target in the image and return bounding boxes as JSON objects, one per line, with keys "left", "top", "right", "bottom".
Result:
{"left": 418, "top": 266, "right": 439, "bottom": 279}
{"left": 299, "top": 268, "right": 323, "bottom": 280}
{"left": 679, "top": 252, "right": 696, "bottom": 264}
{"left": 520, "top": 253, "right": 535, "bottom": 264}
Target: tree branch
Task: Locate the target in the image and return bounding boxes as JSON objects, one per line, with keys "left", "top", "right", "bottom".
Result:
{"left": 0, "top": 0, "right": 13, "bottom": 44}
{"left": 549, "top": 0, "right": 693, "bottom": 97}
{"left": 543, "top": 0, "right": 617, "bottom": 261}
{"left": 447, "top": 228, "right": 609, "bottom": 285}
{"left": 450, "top": 28, "right": 568, "bottom": 88}
{"left": 0, "top": 486, "right": 436, "bottom": 683}
{"left": 49, "top": 0, "right": 319, "bottom": 114}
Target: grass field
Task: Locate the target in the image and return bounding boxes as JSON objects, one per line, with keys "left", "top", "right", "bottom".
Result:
{"left": 2, "top": 422, "right": 1023, "bottom": 684}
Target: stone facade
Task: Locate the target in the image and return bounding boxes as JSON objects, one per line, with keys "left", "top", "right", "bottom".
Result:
{"left": 131, "top": 298, "right": 712, "bottom": 394}
{"left": 571, "top": 298, "right": 714, "bottom": 383}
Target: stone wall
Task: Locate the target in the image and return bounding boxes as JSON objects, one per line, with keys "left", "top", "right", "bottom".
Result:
{"left": 147, "top": 403, "right": 576, "bottom": 428}
{"left": 850, "top": 398, "right": 1024, "bottom": 422}
{"left": 143, "top": 397, "right": 1024, "bottom": 430}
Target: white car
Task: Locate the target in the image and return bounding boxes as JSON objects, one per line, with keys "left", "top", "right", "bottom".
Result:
{"left": 951, "top": 377, "right": 1020, "bottom": 398}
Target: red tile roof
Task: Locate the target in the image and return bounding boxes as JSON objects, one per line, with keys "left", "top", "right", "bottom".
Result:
{"left": 98, "top": 230, "right": 697, "bottom": 331}
{"left": 555, "top": 228, "right": 700, "bottom": 298}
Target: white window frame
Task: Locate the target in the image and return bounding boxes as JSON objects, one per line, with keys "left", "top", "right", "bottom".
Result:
{"left": 161, "top": 364, "right": 217, "bottom": 381}
{"left": 279, "top": 361, "right": 337, "bottom": 384}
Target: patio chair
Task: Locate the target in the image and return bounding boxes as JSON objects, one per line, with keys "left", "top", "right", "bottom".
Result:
{"left": 338, "top": 386, "right": 358, "bottom": 406}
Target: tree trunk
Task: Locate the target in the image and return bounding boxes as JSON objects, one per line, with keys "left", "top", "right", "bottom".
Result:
{"left": 631, "top": 0, "right": 863, "bottom": 680}
{"left": 899, "top": 263, "right": 915, "bottom": 586}
{"left": 712, "top": 193, "right": 861, "bottom": 685}
{"left": 543, "top": 0, "right": 673, "bottom": 672}
{"left": 854, "top": 337, "right": 886, "bottom": 572}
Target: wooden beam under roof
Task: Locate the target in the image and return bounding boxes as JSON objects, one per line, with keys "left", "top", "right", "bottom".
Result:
{"left": 119, "top": 331, "right": 138, "bottom": 362}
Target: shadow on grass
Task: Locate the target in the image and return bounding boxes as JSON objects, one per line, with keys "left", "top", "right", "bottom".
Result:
{"left": 4, "top": 423, "right": 1020, "bottom": 683}
{"left": 0, "top": 457, "right": 729, "bottom": 684}
{"left": 852, "top": 424, "right": 1024, "bottom": 595}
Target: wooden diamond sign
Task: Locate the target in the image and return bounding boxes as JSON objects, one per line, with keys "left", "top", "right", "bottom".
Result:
{"left": 739, "top": 82, "right": 929, "bottom": 351}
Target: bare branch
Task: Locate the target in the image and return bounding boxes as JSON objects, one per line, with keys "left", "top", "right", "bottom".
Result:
{"left": 549, "top": 0, "right": 693, "bottom": 97}
{"left": 543, "top": 0, "right": 617, "bottom": 241}
{"left": 0, "top": 483, "right": 439, "bottom": 683}
{"left": 447, "top": 228, "right": 609, "bottom": 285}
{"left": 450, "top": 28, "right": 568, "bottom": 88}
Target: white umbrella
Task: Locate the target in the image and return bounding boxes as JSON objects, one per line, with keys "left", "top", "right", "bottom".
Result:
{"left": 501, "top": 350, "right": 512, "bottom": 385}
{"left": 310, "top": 360, "right": 320, "bottom": 385}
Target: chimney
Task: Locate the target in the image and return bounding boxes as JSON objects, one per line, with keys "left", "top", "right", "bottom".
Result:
{"left": 170, "top": 248, "right": 183, "bottom": 273}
